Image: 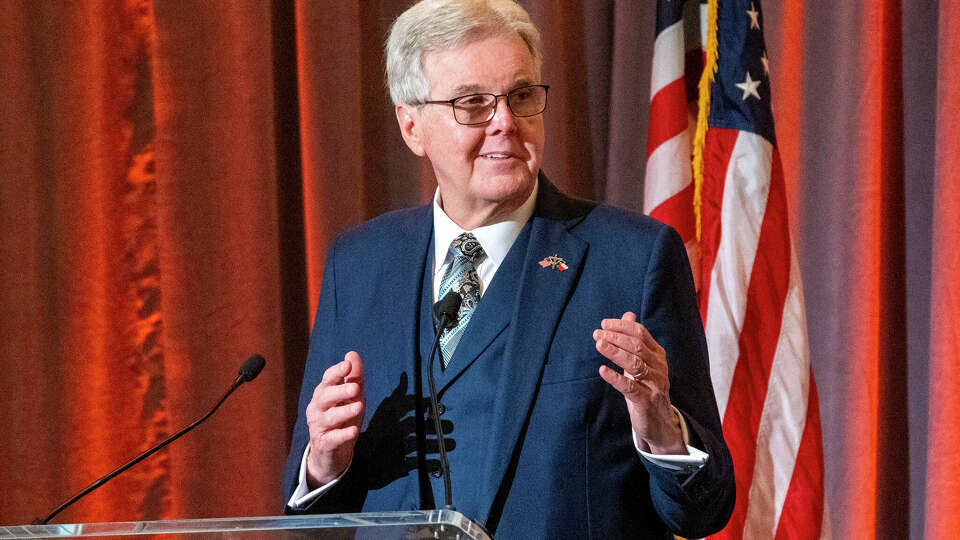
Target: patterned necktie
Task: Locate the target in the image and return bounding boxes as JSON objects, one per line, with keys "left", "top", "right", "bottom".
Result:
{"left": 437, "top": 232, "right": 486, "bottom": 367}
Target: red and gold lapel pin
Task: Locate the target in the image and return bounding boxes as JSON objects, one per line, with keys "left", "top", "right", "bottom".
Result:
{"left": 538, "top": 254, "right": 568, "bottom": 271}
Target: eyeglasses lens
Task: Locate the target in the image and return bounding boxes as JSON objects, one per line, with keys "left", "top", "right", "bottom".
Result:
{"left": 451, "top": 86, "right": 547, "bottom": 125}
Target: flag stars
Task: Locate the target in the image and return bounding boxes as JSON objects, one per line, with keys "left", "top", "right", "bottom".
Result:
{"left": 761, "top": 51, "right": 770, "bottom": 75}
{"left": 736, "top": 71, "right": 762, "bottom": 100}
{"left": 747, "top": 3, "right": 761, "bottom": 29}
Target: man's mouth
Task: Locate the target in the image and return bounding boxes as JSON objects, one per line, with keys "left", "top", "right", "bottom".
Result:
{"left": 480, "top": 152, "right": 515, "bottom": 160}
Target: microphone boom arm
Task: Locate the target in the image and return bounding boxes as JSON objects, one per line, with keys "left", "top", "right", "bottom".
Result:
{"left": 33, "top": 354, "right": 265, "bottom": 525}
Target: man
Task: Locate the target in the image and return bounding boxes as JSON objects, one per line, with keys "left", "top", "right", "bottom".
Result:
{"left": 282, "top": 1, "right": 735, "bottom": 538}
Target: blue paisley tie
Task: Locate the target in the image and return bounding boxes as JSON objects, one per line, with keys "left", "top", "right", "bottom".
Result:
{"left": 437, "top": 232, "right": 486, "bottom": 367}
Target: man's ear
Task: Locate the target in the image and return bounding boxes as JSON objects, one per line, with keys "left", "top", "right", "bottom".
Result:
{"left": 395, "top": 104, "right": 426, "bottom": 156}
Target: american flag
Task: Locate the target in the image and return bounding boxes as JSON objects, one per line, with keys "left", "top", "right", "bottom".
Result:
{"left": 644, "top": 1, "right": 826, "bottom": 538}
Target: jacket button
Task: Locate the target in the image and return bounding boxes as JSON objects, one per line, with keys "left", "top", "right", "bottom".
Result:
{"left": 437, "top": 403, "right": 446, "bottom": 415}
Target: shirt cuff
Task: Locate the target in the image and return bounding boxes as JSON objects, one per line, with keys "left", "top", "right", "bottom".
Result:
{"left": 286, "top": 444, "right": 350, "bottom": 509}
{"left": 633, "top": 406, "right": 709, "bottom": 473}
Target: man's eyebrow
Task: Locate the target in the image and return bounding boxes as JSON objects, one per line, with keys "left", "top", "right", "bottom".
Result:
{"left": 450, "top": 79, "right": 536, "bottom": 96}
{"left": 451, "top": 84, "right": 485, "bottom": 95}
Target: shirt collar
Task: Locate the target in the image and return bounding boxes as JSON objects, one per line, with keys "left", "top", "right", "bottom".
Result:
{"left": 432, "top": 180, "right": 538, "bottom": 270}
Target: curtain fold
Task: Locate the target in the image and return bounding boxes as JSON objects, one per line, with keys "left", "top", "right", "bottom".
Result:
{"left": 826, "top": 1, "right": 907, "bottom": 537}
{"left": 149, "top": 1, "right": 288, "bottom": 519}
{"left": 0, "top": 1, "right": 955, "bottom": 537}
{"left": 1, "top": 0, "right": 169, "bottom": 523}
{"left": 925, "top": 0, "right": 960, "bottom": 537}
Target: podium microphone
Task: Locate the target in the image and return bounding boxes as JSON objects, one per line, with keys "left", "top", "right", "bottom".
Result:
{"left": 429, "top": 291, "right": 461, "bottom": 511}
{"left": 33, "top": 354, "right": 267, "bottom": 525}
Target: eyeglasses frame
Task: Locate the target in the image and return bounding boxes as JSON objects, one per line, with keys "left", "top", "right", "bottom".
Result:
{"left": 420, "top": 84, "right": 550, "bottom": 126}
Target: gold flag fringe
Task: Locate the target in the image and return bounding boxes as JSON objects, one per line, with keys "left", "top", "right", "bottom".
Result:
{"left": 692, "top": 0, "right": 719, "bottom": 242}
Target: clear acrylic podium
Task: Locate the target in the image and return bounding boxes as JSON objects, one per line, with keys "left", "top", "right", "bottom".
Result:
{"left": 0, "top": 510, "right": 491, "bottom": 539}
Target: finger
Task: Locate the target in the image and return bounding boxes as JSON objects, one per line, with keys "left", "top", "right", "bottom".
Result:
{"left": 592, "top": 327, "right": 643, "bottom": 358}
{"left": 344, "top": 351, "right": 364, "bottom": 385}
{"left": 594, "top": 330, "right": 643, "bottom": 373}
{"left": 322, "top": 400, "right": 364, "bottom": 428}
{"left": 633, "top": 327, "right": 668, "bottom": 377}
{"left": 598, "top": 364, "right": 643, "bottom": 397}
{"left": 600, "top": 312, "right": 642, "bottom": 336}
{"left": 635, "top": 323, "right": 665, "bottom": 356}
{"left": 315, "top": 425, "right": 360, "bottom": 450}
{"left": 599, "top": 317, "right": 657, "bottom": 359}
{"left": 597, "top": 316, "right": 662, "bottom": 360}
{"left": 307, "top": 400, "right": 363, "bottom": 437}
{"left": 313, "top": 361, "right": 353, "bottom": 405}
{"left": 320, "top": 359, "right": 353, "bottom": 385}
{"left": 311, "top": 381, "right": 362, "bottom": 411}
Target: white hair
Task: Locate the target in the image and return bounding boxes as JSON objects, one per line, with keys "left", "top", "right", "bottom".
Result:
{"left": 385, "top": 0, "right": 543, "bottom": 105}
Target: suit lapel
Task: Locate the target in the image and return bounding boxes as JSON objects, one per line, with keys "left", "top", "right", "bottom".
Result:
{"left": 419, "top": 235, "right": 437, "bottom": 364}
{"left": 475, "top": 179, "right": 592, "bottom": 524}
{"left": 387, "top": 205, "right": 434, "bottom": 393}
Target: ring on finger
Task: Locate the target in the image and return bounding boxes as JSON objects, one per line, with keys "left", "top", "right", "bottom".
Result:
{"left": 629, "top": 349, "right": 650, "bottom": 379}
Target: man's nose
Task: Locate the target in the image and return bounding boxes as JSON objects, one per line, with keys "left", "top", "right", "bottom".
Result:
{"left": 486, "top": 95, "right": 516, "bottom": 133}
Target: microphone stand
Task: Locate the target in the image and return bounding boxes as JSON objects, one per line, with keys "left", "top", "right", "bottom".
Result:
{"left": 33, "top": 354, "right": 265, "bottom": 525}
{"left": 429, "top": 292, "right": 461, "bottom": 512}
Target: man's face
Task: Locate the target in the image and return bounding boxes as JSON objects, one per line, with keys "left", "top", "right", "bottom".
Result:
{"left": 397, "top": 33, "right": 545, "bottom": 229}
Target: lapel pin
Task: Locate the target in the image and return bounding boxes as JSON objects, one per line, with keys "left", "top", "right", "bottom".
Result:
{"left": 538, "top": 254, "right": 568, "bottom": 271}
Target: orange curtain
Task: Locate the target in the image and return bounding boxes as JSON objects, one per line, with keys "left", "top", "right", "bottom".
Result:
{"left": 925, "top": 0, "right": 960, "bottom": 536}
{"left": 0, "top": 0, "right": 291, "bottom": 523}
{"left": 855, "top": 1, "right": 908, "bottom": 535}
{"left": 0, "top": 1, "right": 957, "bottom": 537}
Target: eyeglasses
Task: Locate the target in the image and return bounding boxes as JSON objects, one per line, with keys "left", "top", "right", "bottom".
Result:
{"left": 421, "top": 84, "right": 550, "bottom": 126}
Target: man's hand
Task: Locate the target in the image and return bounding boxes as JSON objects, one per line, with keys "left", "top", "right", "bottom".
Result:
{"left": 594, "top": 312, "right": 686, "bottom": 455}
{"left": 305, "top": 351, "right": 365, "bottom": 488}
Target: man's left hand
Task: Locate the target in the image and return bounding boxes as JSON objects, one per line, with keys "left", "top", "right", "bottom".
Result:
{"left": 594, "top": 312, "right": 686, "bottom": 455}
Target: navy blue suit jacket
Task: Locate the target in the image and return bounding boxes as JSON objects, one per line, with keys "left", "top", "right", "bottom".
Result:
{"left": 283, "top": 177, "right": 734, "bottom": 539}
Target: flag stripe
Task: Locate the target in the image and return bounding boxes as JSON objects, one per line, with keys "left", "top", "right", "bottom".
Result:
{"left": 650, "top": 21, "right": 685, "bottom": 98}
{"left": 744, "top": 245, "right": 810, "bottom": 538}
{"left": 714, "top": 136, "right": 789, "bottom": 539}
{"left": 696, "top": 127, "right": 740, "bottom": 320}
{"left": 644, "top": 133, "right": 692, "bottom": 214}
{"left": 701, "top": 128, "right": 752, "bottom": 417}
{"left": 647, "top": 77, "right": 691, "bottom": 158}
{"left": 774, "top": 373, "right": 825, "bottom": 540}
{"left": 649, "top": 183, "right": 697, "bottom": 243}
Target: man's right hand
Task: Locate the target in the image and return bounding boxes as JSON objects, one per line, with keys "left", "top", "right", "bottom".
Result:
{"left": 305, "top": 351, "right": 365, "bottom": 488}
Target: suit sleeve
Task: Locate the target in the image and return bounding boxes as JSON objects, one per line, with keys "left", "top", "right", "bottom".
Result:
{"left": 638, "top": 224, "right": 736, "bottom": 538}
{"left": 281, "top": 238, "right": 369, "bottom": 514}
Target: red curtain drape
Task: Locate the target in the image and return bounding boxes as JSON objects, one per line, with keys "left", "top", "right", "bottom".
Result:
{"left": 1, "top": 1, "right": 957, "bottom": 537}
{"left": 1, "top": 0, "right": 291, "bottom": 523}
{"left": 925, "top": 0, "right": 960, "bottom": 537}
